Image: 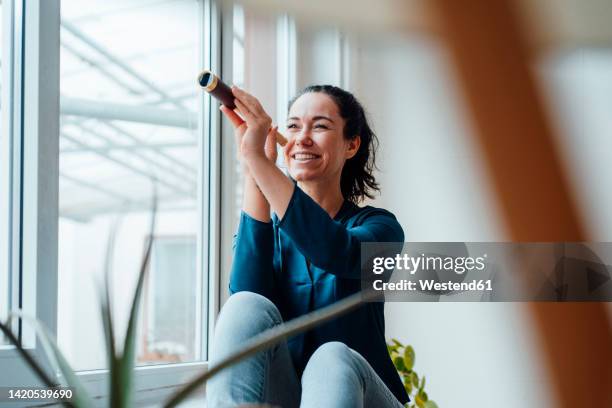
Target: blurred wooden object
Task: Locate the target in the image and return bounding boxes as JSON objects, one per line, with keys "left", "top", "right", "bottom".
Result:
{"left": 431, "top": 0, "right": 612, "bottom": 407}
{"left": 233, "top": 0, "right": 612, "bottom": 52}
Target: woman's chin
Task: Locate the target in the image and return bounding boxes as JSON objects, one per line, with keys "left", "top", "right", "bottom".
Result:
{"left": 289, "top": 169, "right": 319, "bottom": 182}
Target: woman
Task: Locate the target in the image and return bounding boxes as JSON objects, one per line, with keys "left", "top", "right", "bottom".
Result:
{"left": 207, "top": 85, "right": 408, "bottom": 408}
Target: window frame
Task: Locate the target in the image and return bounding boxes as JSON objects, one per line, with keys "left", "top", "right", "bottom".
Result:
{"left": 0, "top": 0, "right": 18, "bottom": 338}
{"left": 0, "top": 0, "right": 224, "bottom": 403}
{"left": 0, "top": 0, "right": 60, "bottom": 386}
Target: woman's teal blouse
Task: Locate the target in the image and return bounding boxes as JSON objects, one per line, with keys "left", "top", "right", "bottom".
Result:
{"left": 229, "top": 186, "right": 409, "bottom": 404}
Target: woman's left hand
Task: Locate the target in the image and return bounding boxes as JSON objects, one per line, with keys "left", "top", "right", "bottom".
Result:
{"left": 231, "top": 86, "right": 272, "bottom": 160}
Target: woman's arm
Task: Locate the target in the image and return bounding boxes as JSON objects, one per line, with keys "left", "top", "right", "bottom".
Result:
{"left": 229, "top": 212, "right": 277, "bottom": 298}
{"left": 220, "top": 105, "right": 278, "bottom": 222}
{"left": 220, "top": 105, "right": 279, "bottom": 298}
{"left": 230, "top": 87, "right": 295, "bottom": 220}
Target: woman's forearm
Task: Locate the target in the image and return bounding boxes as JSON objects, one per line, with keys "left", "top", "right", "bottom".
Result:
{"left": 242, "top": 172, "right": 273, "bottom": 222}
{"left": 244, "top": 153, "right": 295, "bottom": 220}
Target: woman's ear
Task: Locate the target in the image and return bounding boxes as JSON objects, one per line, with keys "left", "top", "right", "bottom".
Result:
{"left": 345, "top": 136, "right": 361, "bottom": 159}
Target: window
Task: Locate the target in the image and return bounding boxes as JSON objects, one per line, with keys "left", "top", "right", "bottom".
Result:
{"left": 142, "top": 237, "right": 197, "bottom": 363}
{"left": 57, "top": 0, "right": 207, "bottom": 371}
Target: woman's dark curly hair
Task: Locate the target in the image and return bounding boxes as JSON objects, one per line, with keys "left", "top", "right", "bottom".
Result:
{"left": 288, "top": 85, "right": 380, "bottom": 204}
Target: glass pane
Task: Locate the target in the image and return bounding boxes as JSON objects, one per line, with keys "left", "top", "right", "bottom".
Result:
{"left": 57, "top": 0, "right": 202, "bottom": 371}
{"left": 142, "top": 238, "right": 197, "bottom": 362}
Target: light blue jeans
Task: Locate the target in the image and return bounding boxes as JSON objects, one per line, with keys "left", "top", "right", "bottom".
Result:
{"left": 206, "top": 291, "right": 405, "bottom": 408}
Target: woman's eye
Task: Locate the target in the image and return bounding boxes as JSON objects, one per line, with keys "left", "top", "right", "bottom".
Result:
{"left": 287, "top": 123, "right": 298, "bottom": 129}
{"left": 314, "top": 124, "right": 328, "bottom": 129}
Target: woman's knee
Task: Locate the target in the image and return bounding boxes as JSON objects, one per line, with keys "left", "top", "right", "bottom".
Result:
{"left": 216, "top": 291, "right": 282, "bottom": 337}
{"left": 302, "top": 341, "right": 362, "bottom": 382}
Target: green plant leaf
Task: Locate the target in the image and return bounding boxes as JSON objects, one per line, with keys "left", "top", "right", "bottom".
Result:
{"left": 99, "top": 215, "right": 122, "bottom": 408}
{"left": 418, "top": 389, "right": 428, "bottom": 402}
{"left": 403, "top": 345, "right": 415, "bottom": 371}
{"left": 411, "top": 371, "right": 419, "bottom": 387}
{"left": 391, "top": 338, "right": 403, "bottom": 347}
{"left": 393, "top": 355, "right": 406, "bottom": 372}
{"left": 424, "top": 401, "right": 439, "bottom": 408}
{"left": 420, "top": 375, "right": 426, "bottom": 390}
{"left": 8, "top": 312, "right": 94, "bottom": 408}
{"left": 415, "top": 393, "right": 426, "bottom": 408}
{"left": 116, "top": 194, "right": 157, "bottom": 408}
{"left": 404, "top": 376, "right": 413, "bottom": 394}
{"left": 387, "top": 344, "right": 399, "bottom": 354}
{"left": 0, "top": 321, "right": 58, "bottom": 395}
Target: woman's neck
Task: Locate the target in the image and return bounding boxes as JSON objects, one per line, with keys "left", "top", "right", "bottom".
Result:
{"left": 297, "top": 180, "right": 345, "bottom": 219}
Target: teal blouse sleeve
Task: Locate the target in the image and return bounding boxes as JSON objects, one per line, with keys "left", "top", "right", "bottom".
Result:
{"left": 229, "top": 211, "right": 277, "bottom": 299}
{"left": 277, "top": 186, "right": 404, "bottom": 279}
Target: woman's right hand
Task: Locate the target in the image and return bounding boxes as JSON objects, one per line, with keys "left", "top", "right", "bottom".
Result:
{"left": 220, "top": 105, "right": 278, "bottom": 172}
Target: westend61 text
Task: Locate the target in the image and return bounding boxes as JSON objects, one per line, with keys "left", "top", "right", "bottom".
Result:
{"left": 372, "top": 279, "right": 493, "bottom": 292}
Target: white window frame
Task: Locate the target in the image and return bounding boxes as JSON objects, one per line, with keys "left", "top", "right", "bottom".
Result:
{"left": 0, "top": 0, "right": 224, "bottom": 404}
{"left": 0, "top": 0, "right": 59, "bottom": 387}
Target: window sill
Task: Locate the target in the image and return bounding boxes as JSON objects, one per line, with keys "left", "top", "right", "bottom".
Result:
{"left": 78, "top": 361, "right": 208, "bottom": 407}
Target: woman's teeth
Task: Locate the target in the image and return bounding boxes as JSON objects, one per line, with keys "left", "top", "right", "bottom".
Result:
{"left": 293, "top": 153, "right": 319, "bottom": 161}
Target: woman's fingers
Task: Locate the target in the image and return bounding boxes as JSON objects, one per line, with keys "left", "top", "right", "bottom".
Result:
{"left": 265, "top": 126, "right": 278, "bottom": 159}
{"left": 232, "top": 86, "right": 267, "bottom": 117}
{"left": 234, "top": 98, "right": 256, "bottom": 123}
{"left": 220, "top": 105, "right": 244, "bottom": 128}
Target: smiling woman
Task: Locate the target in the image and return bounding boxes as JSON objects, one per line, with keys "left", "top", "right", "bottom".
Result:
{"left": 207, "top": 84, "right": 409, "bottom": 407}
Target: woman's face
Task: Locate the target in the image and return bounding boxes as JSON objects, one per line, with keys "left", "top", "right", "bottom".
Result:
{"left": 284, "top": 92, "right": 360, "bottom": 184}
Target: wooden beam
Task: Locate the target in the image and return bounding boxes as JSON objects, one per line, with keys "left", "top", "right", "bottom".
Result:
{"left": 431, "top": 1, "right": 612, "bottom": 407}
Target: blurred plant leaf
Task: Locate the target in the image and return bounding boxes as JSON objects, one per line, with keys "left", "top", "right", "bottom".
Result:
{"left": 394, "top": 356, "right": 406, "bottom": 372}
{"left": 8, "top": 312, "right": 94, "bottom": 408}
{"left": 99, "top": 215, "right": 121, "bottom": 407}
{"left": 419, "top": 389, "right": 428, "bottom": 401}
{"left": 415, "top": 393, "right": 425, "bottom": 408}
{"left": 0, "top": 321, "right": 59, "bottom": 398}
{"left": 411, "top": 371, "right": 419, "bottom": 388}
{"left": 424, "top": 401, "right": 439, "bottom": 408}
{"left": 403, "top": 345, "right": 415, "bottom": 371}
{"left": 115, "top": 190, "right": 157, "bottom": 408}
{"left": 391, "top": 338, "right": 403, "bottom": 347}
{"left": 404, "top": 375, "right": 413, "bottom": 394}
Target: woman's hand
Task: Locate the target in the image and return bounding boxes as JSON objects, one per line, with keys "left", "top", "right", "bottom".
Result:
{"left": 220, "top": 103, "right": 278, "bottom": 170}
{"left": 229, "top": 86, "right": 276, "bottom": 161}
{"left": 220, "top": 85, "right": 278, "bottom": 165}
{"left": 220, "top": 87, "right": 282, "bottom": 222}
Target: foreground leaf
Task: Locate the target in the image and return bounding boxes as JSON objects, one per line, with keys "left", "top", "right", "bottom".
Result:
{"left": 99, "top": 215, "right": 121, "bottom": 407}
{"left": 8, "top": 312, "right": 94, "bottom": 408}
{"left": 116, "top": 191, "right": 157, "bottom": 408}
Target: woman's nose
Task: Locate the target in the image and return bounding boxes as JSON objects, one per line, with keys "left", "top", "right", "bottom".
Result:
{"left": 295, "top": 130, "right": 313, "bottom": 146}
